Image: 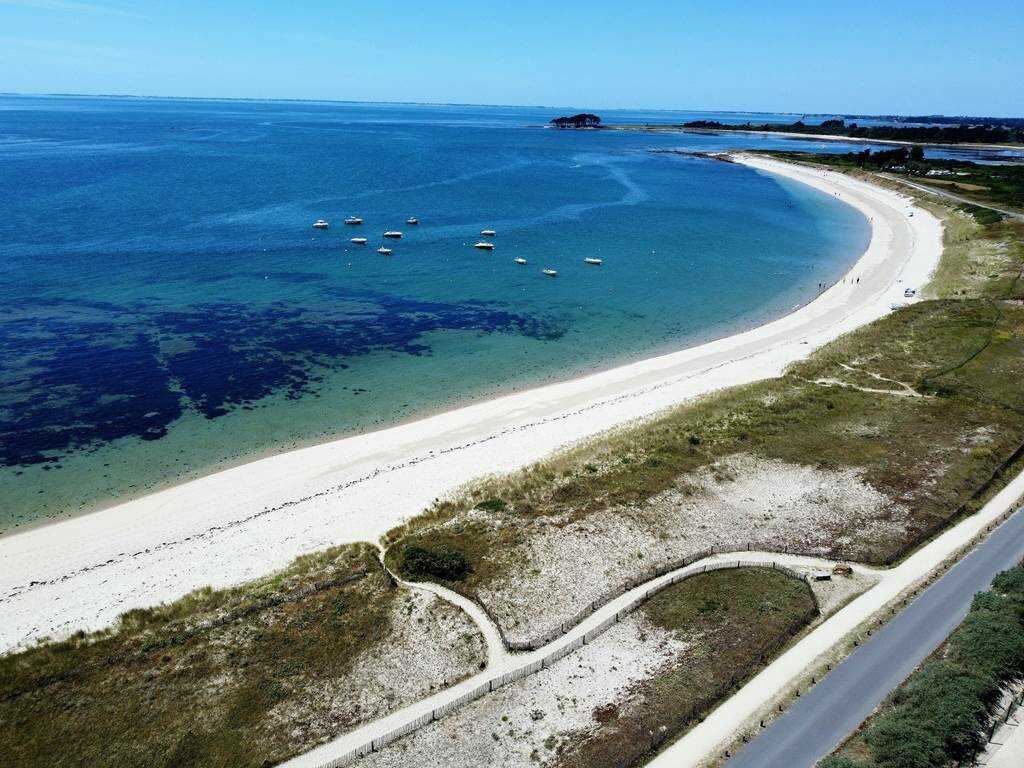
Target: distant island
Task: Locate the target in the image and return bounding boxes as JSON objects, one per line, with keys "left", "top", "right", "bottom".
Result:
{"left": 672, "top": 118, "right": 1024, "bottom": 146}
{"left": 550, "top": 113, "right": 602, "bottom": 129}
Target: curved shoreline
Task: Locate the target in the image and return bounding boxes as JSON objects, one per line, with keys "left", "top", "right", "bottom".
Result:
{"left": 0, "top": 155, "right": 943, "bottom": 653}
{"left": 610, "top": 124, "right": 1024, "bottom": 153}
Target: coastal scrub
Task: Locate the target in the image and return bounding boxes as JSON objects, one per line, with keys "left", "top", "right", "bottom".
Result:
{"left": 0, "top": 543, "right": 484, "bottom": 768}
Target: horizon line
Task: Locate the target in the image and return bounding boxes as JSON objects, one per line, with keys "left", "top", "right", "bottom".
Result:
{"left": 2, "top": 91, "right": 1019, "bottom": 121}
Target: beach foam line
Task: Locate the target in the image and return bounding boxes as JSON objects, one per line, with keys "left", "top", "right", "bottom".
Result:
{"left": 0, "top": 155, "right": 943, "bottom": 653}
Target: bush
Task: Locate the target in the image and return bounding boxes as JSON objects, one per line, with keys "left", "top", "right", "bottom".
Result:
{"left": 475, "top": 498, "right": 507, "bottom": 513}
{"left": 865, "top": 713, "right": 947, "bottom": 768}
{"left": 993, "top": 565, "right": 1024, "bottom": 597}
{"left": 820, "top": 758, "right": 867, "bottom": 768}
{"left": 970, "top": 590, "right": 1013, "bottom": 613}
{"left": 948, "top": 609, "right": 1024, "bottom": 683}
{"left": 400, "top": 545, "right": 473, "bottom": 582}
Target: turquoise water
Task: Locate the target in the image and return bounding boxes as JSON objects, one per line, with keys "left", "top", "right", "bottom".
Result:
{"left": 0, "top": 96, "right": 874, "bottom": 530}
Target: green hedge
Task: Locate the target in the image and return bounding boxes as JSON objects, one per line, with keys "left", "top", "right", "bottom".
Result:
{"left": 827, "top": 564, "right": 1024, "bottom": 768}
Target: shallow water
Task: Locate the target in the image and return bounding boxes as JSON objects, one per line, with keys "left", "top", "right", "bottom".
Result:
{"left": 0, "top": 97, "right": 880, "bottom": 530}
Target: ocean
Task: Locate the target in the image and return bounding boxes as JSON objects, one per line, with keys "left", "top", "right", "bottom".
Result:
{"left": 0, "top": 96, "right": 905, "bottom": 530}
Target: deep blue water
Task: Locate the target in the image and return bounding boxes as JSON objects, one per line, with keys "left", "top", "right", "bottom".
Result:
{"left": 0, "top": 96, "right": 895, "bottom": 529}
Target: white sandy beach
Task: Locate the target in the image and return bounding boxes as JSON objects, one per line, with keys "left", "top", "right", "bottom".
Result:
{"left": 0, "top": 155, "right": 943, "bottom": 653}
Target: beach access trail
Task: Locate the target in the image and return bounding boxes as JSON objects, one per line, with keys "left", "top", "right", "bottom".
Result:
{"left": 284, "top": 472, "right": 1024, "bottom": 768}
{"left": 0, "top": 154, "right": 942, "bottom": 653}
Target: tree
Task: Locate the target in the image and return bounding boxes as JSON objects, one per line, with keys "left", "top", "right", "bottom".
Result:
{"left": 910, "top": 145, "right": 925, "bottom": 162}
{"left": 550, "top": 113, "right": 602, "bottom": 129}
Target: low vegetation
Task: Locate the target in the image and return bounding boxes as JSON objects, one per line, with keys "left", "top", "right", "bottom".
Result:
{"left": 362, "top": 567, "right": 818, "bottom": 768}
{"left": 553, "top": 567, "right": 817, "bottom": 768}
{"left": 823, "top": 563, "right": 1024, "bottom": 768}
{"left": 0, "top": 543, "right": 485, "bottom": 768}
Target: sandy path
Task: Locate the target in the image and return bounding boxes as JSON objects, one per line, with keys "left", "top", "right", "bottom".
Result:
{"left": 0, "top": 155, "right": 942, "bottom": 653}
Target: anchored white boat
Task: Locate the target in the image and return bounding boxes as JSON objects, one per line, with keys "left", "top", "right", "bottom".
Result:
{"left": 312, "top": 219, "right": 329, "bottom": 229}
{"left": 383, "top": 231, "right": 403, "bottom": 239}
{"left": 350, "top": 237, "right": 368, "bottom": 245}
{"left": 543, "top": 268, "right": 557, "bottom": 277}
{"left": 377, "top": 246, "right": 393, "bottom": 255}
{"left": 474, "top": 241, "right": 494, "bottom": 250}
{"left": 584, "top": 257, "right": 603, "bottom": 265}
{"left": 345, "top": 217, "right": 363, "bottom": 225}
{"left": 514, "top": 257, "right": 527, "bottom": 265}
{"left": 406, "top": 217, "right": 419, "bottom": 225}
{"left": 481, "top": 229, "right": 496, "bottom": 237}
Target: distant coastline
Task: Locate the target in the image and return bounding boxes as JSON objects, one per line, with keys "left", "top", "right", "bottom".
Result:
{"left": 605, "top": 123, "right": 1024, "bottom": 152}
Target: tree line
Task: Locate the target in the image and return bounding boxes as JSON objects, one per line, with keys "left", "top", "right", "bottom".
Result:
{"left": 681, "top": 118, "right": 1024, "bottom": 145}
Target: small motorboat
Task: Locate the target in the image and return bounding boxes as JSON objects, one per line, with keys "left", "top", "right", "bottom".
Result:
{"left": 377, "top": 246, "right": 393, "bottom": 255}
{"left": 406, "top": 217, "right": 419, "bottom": 225}
{"left": 383, "top": 231, "right": 403, "bottom": 239}
{"left": 480, "top": 229, "right": 496, "bottom": 237}
{"left": 345, "top": 217, "right": 363, "bottom": 225}
{"left": 584, "top": 257, "right": 603, "bottom": 265}
{"left": 514, "top": 257, "right": 527, "bottom": 265}
{"left": 543, "top": 268, "right": 557, "bottom": 277}
{"left": 474, "top": 241, "right": 495, "bottom": 250}
{"left": 350, "top": 237, "right": 368, "bottom": 245}
{"left": 313, "top": 219, "right": 329, "bottom": 229}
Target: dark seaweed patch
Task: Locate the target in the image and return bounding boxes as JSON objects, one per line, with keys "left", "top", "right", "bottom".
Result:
{"left": 0, "top": 313, "right": 182, "bottom": 467}
{"left": 0, "top": 290, "right": 565, "bottom": 467}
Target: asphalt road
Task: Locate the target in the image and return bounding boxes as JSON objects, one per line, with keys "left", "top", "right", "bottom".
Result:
{"left": 879, "top": 173, "right": 1024, "bottom": 221}
{"left": 723, "top": 506, "right": 1024, "bottom": 768}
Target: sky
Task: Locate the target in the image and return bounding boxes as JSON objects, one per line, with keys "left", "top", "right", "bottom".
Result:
{"left": 1, "top": 0, "right": 1022, "bottom": 116}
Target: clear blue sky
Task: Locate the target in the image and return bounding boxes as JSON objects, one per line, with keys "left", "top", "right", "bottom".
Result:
{"left": 2, "top": 0, "right": 1022, "bottom": 116}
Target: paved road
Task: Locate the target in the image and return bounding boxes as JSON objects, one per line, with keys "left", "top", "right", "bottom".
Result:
{"left": 879, "top": 173, "right": 1024, "bottom": 222}
{"left": 724, "top": 506, "right": 1024, "bottom": 768}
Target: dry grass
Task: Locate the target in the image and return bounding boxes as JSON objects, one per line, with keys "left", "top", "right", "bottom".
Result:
{"left": 0, "top": 543, "right": 484, "bottom": 768}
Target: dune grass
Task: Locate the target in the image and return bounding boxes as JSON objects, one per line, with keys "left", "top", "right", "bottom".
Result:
{"left": 0, "top": 542, "right": 481, "bottom": 768}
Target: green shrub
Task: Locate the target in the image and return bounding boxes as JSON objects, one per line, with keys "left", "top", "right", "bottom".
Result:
{"left": 820, "top": 757, "right": 868, "bottom": 768}
{"left": 993, "top": 565, "right": 1024, "bottom": 597}
{"left": 850, "top": 570, "right": 1024, "bottom": 768}
{"left": 948, "top": 609, "right": 1024, "bottom": 683}
{"left": 865, "top": 713, "right": 947, "bottom": 768}
{"left": 970, "top": 590, "right": 1014, "bottom": 613}
{"left": 400, "top": 545, "right": 473, "bottom": 582}
{"left": 475, "top": 498, "right": 507, "bottom": 513}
